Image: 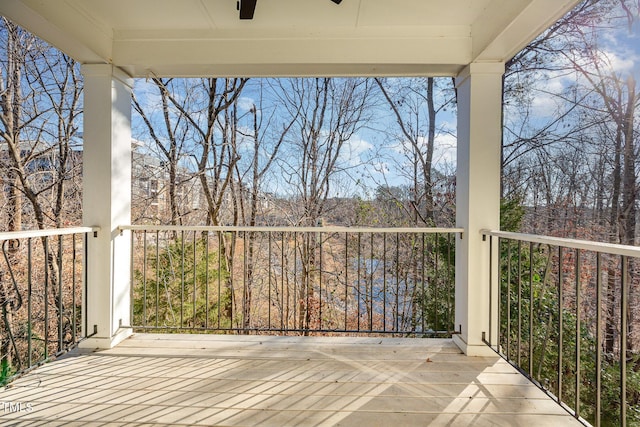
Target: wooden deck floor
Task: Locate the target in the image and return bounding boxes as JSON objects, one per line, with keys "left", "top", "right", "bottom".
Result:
{"left": 0, "top": 334, "right": 582, "bottom": 426}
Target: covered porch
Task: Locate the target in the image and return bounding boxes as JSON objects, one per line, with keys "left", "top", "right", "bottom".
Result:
{"left": 0, "top": 0, "right": 597, "bottom": 425}
{"left": 0, "top": 0, "right": 583, "bottom": 357}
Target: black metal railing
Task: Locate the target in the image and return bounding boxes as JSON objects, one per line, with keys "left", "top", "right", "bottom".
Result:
{"left": 0, "top": 227, "right": 95, "bottom": 385}
{"left": 124, "top": 225, "right": 460, "bottom": 336}
{"left": 483, "top": 230, "right": 640, "bottom": 427}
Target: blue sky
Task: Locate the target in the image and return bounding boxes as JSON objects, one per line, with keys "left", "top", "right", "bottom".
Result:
{"left": 131, "top": 2, "right": 639, "bottom": 200}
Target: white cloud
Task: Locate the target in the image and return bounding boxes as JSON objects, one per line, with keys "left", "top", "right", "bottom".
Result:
{"left": 339, "top": 135, "right": 374, "bottom": 166}
{"left": 524, "top": 68, "right": 571, "bottom": 115}
{"left": 602, "top": 50, "right": 636, "bottom": 74}
{"left": 433, "top": 133, "right": 457, "bottom": 169}
{"left": 531, "top": 93, "right": 561, "bottom": 115}
{"left": 133, "top": 80, "right": 163, "bottom": 111}
{"left": 347, "top": 135, "right": 373, "bottom": 156}
{"left": 383, "top": 130, "right": 456, "bottom": 169}
{"left": 236, "top": 96, "right": 257, "bottom": 113}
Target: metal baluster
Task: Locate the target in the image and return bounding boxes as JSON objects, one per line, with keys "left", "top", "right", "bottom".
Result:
{"left": 129, "top": 231, "right": 134, "bottom": 331}
{"left": 595, "top": 252, "right": 602, "bottom": 427}
{"left": 369, "top": 233, "right": 373, "bottom": 331}
{"left": 217, "top": 231, "right": 222, "bottom": 330}
{"left": 434, "top": 233, "right": 438, "bottom": 334}
{"left": 575, "top": 249, "right": 581, "bottom": 419}
{"left": 154, "top": 230, "right": 159, "bottom": 329}
{"left": 558, "top": 246, "right": 564, "bottom": 404}
{"left": 27, "top": 238, "right": 33, "bottom": 366}
{"left": 357, "top": 233, "right": 361, "bottom": 332}
{"left": 319, "top": 231, "right": 323, "bottom": 331}
{"left": 496, "top": 237, "right": 502, "bottom": 353}
{"left": 344, "top": 232, "right": 348, "bottom": 331}
{"left": 180, "top": 230, "right": 185, "bottom": 328}
{"left": 529, "top": 241, "right": 534, "bottom": 376}
{"left": 230, "top": 231, "right": 236, "bottom": 331}
{"left": 281, "top": 232, "right": 285, "bottom": 331}
{"left": 422, "top": 233, "right": 426, "bottom": 334}
{"left": 293, "top": 232, "right": 298, "bottom": 330}
{"left": 447, "top": 233, "right": 452, "bottom": 333}
{"left": 204, "top": 232, "right": 210, "bottom": 330}
{"left": 621, "top": 255, "right": 628, "bottom": 427}
{"left": 142, "top": 230, "right": 147, "bottom": 327}
{"left": 305, "top": 232, "right": 310, "bottom": 332}
{"left": 383, "top": 234, "right": 387, "bottom": 332}
{"left": 396, "top": 233, "right": 400, "bottom": 333}
{"left": 248, "top": 231, "right": 252, "bottom": 330}
{"left": 489, "top": 235, "right": 493, "bottom": 345}
{"left": 156, "top": 230, "right": 162, "bottom": 328}
{"left": 193, "top": 231, "right": 197, "bottom": 329}
{"left": 44, "top": 236, "right": 49, "bottom": 359}
{"left": 84, "top": 232, "right": 89, "bottom": 338}
{"left": 506, "top": 239, "right": 511, "bottom": 361}
{"left": 517, "top": 240, "right": 522, "bottom": 367}
{"left": 58, "top": 235, "right": 64, "bottom": 352}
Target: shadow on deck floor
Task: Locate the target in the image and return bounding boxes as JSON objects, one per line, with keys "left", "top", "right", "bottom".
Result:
{"left": 0, "top": 334, "right": 582, "bottom": 426}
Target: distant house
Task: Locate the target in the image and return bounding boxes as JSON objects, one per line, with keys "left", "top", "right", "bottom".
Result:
{"left": 131, "top": 141, "right": 206, "bottom": 224}
{"left": 0, "top": 140, "right": 83, "bottom": 228}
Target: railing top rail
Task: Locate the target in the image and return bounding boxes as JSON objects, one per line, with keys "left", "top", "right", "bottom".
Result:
{"left": 482, "top": 229, "right": 640, "bottom": 258}
{"left": 0, "top": 226, "right": 99, "bottom": 241}
{"left": 120, "top": 225, "right": 464, "bottom": 234}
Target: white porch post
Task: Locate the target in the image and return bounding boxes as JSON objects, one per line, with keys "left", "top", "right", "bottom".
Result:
{"left": 80, "top": 64, "right": 133, "bottom": 349}
{"left": 453, "top": 62, "right": 503, "bottom": 356}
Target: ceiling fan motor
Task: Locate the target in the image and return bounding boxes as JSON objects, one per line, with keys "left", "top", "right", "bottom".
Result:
{"left": 238, "top": 0, "right": 342, "bottom": 20}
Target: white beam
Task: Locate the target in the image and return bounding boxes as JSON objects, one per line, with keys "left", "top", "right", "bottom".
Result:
{"left": 112, "top": 34, "right": 471, "bottom": 78}
{"left": 81, "top": 64, "right": 133, "bottom": 349}
{"left": 470, "top": 0, "right": 530, "bottom": 60}
{"left": 453, "top": 62, "right": 503, "bottom": 356}
{"left": 0, "top": 0, "right": 110, "bottom": 65}
{"left": 473, "top": 0, "right": 582, "bottom": 62}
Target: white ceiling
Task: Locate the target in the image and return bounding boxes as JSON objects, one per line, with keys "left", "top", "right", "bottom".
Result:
{"left": 1, "top": 0, "right": 581, "bottom": 77}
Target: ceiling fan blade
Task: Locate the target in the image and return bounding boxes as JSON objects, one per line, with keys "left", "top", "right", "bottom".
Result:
{"left": 239, "top": 0, "right": 257, "bottom": 19}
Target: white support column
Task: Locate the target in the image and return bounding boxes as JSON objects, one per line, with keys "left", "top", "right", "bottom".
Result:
{"left": 80, "top": 64, "right": 133, "bottom": 349}
{"left": 453, "top": 62, "right": 503, "bottom": 356}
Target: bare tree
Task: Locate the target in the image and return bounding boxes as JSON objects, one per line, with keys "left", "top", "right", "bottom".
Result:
{"left": 564, "top": 30, "right": 639, "bottom": 355}
{"left": 0, "top": 17, "right": 83, "bottom": 370}
{"left": 229, "top": 82, "right": 299, "bottom": 328}
{"left": 132, "top": 78, "right": 194, "bottom": 225}
{"left": 152, "top": 77, "right": 248, "bottom": 323}
{"left": 0, "top": 19, "right": 82, "bottom": 232}
{"left": 276, "top": 78, "right": 372, "bottom": 226}
{"left": 274, "top": 78, "right": 372, "bottom": 331}
{"left": 502, "top": 0, "right": 640, "bottom": 357}
{"left": 374, "top": 77, "right": 455, "bottom": 226}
